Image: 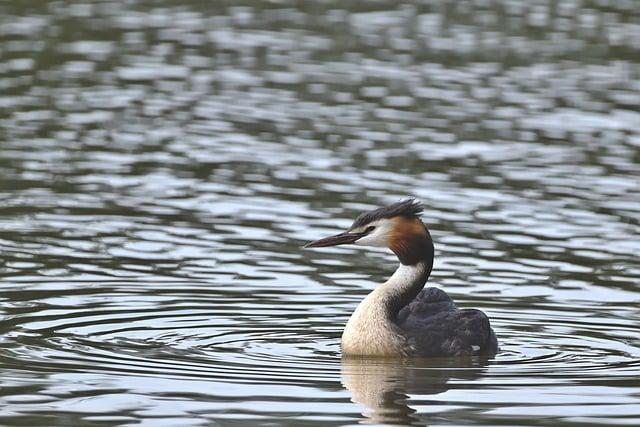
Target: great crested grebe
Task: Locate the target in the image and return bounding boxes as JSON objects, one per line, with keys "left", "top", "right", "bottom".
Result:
{"left": 305, "top": 199, "right": 498, "bottom": 358}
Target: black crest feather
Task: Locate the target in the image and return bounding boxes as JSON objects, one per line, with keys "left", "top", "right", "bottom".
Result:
{"left": 351, "top": 198, "right": 424, "bottom": 229}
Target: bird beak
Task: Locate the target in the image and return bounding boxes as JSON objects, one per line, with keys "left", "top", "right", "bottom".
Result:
{"left": 304, "top": 231, "right": 364, "bottom": 248}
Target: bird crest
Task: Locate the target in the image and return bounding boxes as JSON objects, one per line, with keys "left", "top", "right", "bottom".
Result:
{"left": 350, "top": 198, "right": 423, "bottom": 230}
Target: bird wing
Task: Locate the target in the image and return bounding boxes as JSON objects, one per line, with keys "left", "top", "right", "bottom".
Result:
{"left": 396, "top": 287, "right": 457, "bottom": 324}
{"left": 396, "top": 288, "right": 498, "bottom": 357}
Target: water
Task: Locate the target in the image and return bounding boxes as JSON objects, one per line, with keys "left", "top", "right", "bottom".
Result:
{"left": 1, "top": 0, "right": 639, "bottom": 425}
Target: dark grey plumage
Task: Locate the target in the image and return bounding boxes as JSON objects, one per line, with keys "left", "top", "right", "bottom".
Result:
{"left": 397, "top": 287, "right": 498, "bottom": 357}
{"left": 351, "top": 199, "right": 423, "bottom": 230}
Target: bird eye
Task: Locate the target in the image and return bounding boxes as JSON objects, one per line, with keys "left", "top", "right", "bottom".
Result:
{"left": 365, "top": 226, "right": 376, "bottom": 233}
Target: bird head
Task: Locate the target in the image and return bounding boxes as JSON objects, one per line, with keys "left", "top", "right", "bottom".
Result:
{"left": 304, "top": 199, "right": 432, "bottom": 265}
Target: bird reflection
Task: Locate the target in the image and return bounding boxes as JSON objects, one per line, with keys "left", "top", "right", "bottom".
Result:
{"left": 341, "top": 356, "right": 490, "bottom": 425}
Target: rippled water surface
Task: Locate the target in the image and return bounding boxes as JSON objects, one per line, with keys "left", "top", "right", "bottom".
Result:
{"left": 1, "top": 1, "right": 640, "bottom": 425}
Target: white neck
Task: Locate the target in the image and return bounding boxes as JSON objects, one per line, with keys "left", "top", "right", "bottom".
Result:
{"left": 341, "top": 262, "right": 430, "bottom": 357}
{"left": 376, "top": 262, "right": 428, "bottom": 308}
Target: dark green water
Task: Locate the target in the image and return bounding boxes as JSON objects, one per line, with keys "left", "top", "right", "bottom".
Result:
{"left": 1, "top": 1, "right": 639, "bottom": 426}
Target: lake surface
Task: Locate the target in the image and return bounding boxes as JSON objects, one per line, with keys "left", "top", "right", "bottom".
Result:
{"left": 1, "top": 1, "right": 639, "bottom": 426}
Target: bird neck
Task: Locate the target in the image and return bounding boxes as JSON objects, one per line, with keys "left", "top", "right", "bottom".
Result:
{"left": 377, "top": 226, "right": 434, "bottom": 312}
{"left": 381, "top": 230, "right": 434, "bottom": 316}
{"left": 378, "top": 257, "right": 432, "bottom": 318}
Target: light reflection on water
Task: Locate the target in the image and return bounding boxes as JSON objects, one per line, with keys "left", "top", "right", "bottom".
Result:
{"left": 1, "top": 0, "right": 640, "bottom": 426}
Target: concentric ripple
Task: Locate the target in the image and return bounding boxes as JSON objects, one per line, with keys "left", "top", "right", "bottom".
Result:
{"left": 2, "top": 273, "right": 639, "bottom": 425}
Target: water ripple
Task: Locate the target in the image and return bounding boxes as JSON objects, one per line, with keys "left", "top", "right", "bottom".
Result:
{"left": 1, "top": 0, "right": 640, "bottom": 426}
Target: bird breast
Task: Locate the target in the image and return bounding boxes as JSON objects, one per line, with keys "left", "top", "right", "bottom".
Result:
{"left": 341, "top": 290, "right": 412, "bottom": 357}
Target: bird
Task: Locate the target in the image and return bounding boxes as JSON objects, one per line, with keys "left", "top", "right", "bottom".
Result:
{"left": 305, "top": 198, "right": 498, "bottom": 358}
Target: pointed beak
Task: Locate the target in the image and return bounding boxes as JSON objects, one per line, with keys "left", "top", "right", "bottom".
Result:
{"left": 304, "top": 231, "right": 364, "bottom": 248}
